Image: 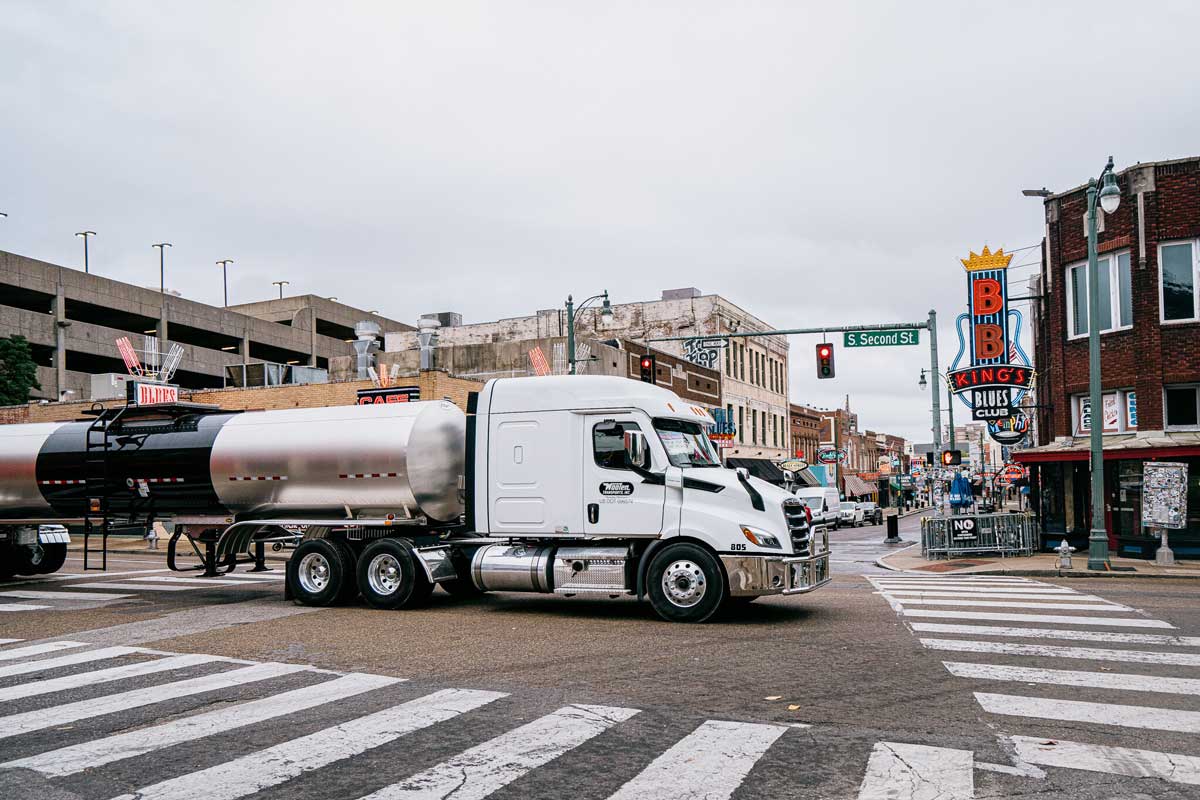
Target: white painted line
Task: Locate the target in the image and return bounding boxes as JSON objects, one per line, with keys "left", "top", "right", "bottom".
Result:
{"left": 0, "top": 638, "right": 21, "bottom": 645}
{"left": 0, "top": 645, "right": 151, "bottom": 678}
{"left": 876, "top": 585, "right": 1078, "bottom": 595}
{"left": 5, "top": 672, "right": 404, "bottom": 777}
{"left": 0, "top": 589, "right": 134, "bottom": 600}
{"left": 921, "top": 638, "right": 1200, "bottom": 667}
{"left": 68, "top": 582, "right": 194, "bottom": 592}
{"left": 976, "top": 692, "right": 1200, "bottom": 733}
{"left": 219, "top": 572, "right": 284, "bottom": 581}
{"left": 1012, "top": 736, "right": 1200, "bottom": 786}
{"left": 974, "top": 761, "right": 1045, "bottom": 779}
{"left": 50, "top": 569, "right": 174, "bottom": 580}
{"left": 911, "top": 622, "right": 1200, "bottom": 646}
{"left": 0, "top": 661, "right": 308, "bottom": 738}
{"left": 872, "top": 579, "right": 1039, "bottom": 586}
{"left": 605, "top": 720, "right": 787, "bottom": 800}
{"left": 884, "top": 591, "right": 1099, "bottom": 601}
{"left": 0, "top": 640, "right": 87, "bottom": 662}
{"left": 858, "top": 741, "right": 974, "bottom": 800}
{"left": 870, "top": 576, "right": 1035, "bottom": 582}
{"left": 362, "top": 703, "right": 640, "bottom": 800}
{"left": 0, "top": 653, "right": 220, "bottom": 702}
{"left": 902, "top": 609, "right": 1174, "bottom": 628}
{"left": 0, "top": 604, "right": 52, "bottom": 611}
{"left": 944, "top": 661, "right": 1200, "bottom": 695}
{"left": 896, "top": 598, "right": 1132, "bottom": 611}
{"left": 125, "top": 576, "right": 277, "bottom": 587}
{"left": 107, "top": 688, "right": 507, "bottom": 800}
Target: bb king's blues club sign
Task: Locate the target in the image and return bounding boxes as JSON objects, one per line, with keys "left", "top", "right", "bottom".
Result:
{"left": 949, "top": 246, "right": 1035, "bottom": 438}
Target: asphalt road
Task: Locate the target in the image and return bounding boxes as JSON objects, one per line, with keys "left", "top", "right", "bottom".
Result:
{"left": 1, "top": 516, "right": 1198, "bottom": 799}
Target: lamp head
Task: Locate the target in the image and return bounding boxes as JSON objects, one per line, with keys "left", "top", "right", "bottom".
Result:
{"left": 600, "top": 291, "right": 613, "bottom": 324}
{"left": 1099, "top": 168, "right": 1121, "bottom": 214}
{"left": 918, "top": 370, "right": 927, "bottom": 390}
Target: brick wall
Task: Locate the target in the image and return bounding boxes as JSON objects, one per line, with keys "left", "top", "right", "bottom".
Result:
{"left": 1037, "top": 157, "right": 1200, "bottom": 440}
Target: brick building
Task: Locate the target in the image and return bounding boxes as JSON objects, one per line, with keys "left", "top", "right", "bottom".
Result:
{"left": 1017, "top": 155, "right": 1200, "bottom": 557}
{"left": 789, "top": 404, "right": 821, "bottom": 463}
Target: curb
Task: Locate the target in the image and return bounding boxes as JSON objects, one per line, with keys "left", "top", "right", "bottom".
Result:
{"left": 874, "top": 552, "right": 1200, "bottom": 580}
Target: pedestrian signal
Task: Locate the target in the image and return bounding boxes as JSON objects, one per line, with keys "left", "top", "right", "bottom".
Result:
{"left": 940, "top": 449, "right": 963, "bottom": 466}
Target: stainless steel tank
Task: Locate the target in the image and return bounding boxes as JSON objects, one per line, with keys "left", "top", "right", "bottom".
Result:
{"left": 210, "top": 401, "right": 466, "bottom": 522}
{"left": 0, "top": 422, "right": 67, "bottom": 517}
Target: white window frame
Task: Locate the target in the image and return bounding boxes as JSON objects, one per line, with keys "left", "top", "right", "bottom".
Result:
{"left": 1066, "top": 250, "right": 1133, "bottom": 340}
{"left": 1157, "top": 239, "right": 1200, "bottom": 325}
{"left": 1072, "top": 389, "right": 1137, "bottom": 435}
{"left": 1163, "top": 384, "right": 1200, "bottom": 431}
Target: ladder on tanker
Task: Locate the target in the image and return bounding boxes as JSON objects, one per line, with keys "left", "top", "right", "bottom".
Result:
{"left": 81, "top": 409, "right": 117, "bottom": 571}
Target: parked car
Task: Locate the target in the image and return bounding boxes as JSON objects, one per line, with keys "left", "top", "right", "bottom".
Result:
{"left": 857, "top": 501, "right": 883, "bottom": 525}
{"left": 796, "top": 487, "right": 842, "bottom": 530}
{"left": 839, "top": 501, "right": 865, "bottom": 527}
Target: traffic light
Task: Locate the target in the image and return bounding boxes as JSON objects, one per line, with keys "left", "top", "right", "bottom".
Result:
{"left": 815, "top": 343, "right": 835, "bottom": 379}
{"left": 940, "top": 449, "right": 962, "bottom": 466}
{"left": 639, "top": 354, "right": 656, "bottom": 383}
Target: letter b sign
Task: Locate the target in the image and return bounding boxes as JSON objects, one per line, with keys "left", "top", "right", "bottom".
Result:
{"left": 974, "top": 324, "right": 1003, "bottom": 359}
{"left": 973, "top": 278, "right": 1003, "bottom": 315}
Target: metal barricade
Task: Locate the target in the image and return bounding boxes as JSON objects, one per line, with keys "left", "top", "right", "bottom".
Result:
{"left": 921, "top": 513, "right": 1036, "bottom": 560}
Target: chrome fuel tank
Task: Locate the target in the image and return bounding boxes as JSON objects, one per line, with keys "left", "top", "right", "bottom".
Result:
{"left": 0, "top": 422, "right": 67, "bottom": 518}
{"left": 210, "top": 400, "right": 466, "bottom": 522}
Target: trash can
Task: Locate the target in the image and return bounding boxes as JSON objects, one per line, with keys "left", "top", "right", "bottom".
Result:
{"left": 884, "top": 514, "right": 901, "bottom": 544}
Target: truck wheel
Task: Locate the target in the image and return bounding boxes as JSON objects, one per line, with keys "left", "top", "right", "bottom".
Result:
{"left": 357, "top": 539, "right": 432, "bottom": 610}
{"left": 290, "top": 539, "right": 354, "bottom": 607}
{"left": 646, "top": 543, "right": 726, "bottom": 623}
{"left": 13, "top": 544, "right": 48, "bottom": 576}
{"left": 34, "top": 544, "right": 68, "bottom": 574}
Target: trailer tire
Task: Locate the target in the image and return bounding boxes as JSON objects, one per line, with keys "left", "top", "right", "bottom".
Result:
{"left": 14, "top": 543, "right": 66, "bottom": 576}
{"left": 646, "top": 542, "right": 726, "bottom": 623}
{"left": 34, "top": 544, "right": 68, "bottom": 574}
{"left": 356, "top": 539, "right": 431, "bottom": 610}
{"left": 290, "top": 539, "right": 354, "bottom": 607}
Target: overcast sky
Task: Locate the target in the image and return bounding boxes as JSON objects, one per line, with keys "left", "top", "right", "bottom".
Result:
{"left": 3, "top": 2, "right": 1199, "bottom": 441}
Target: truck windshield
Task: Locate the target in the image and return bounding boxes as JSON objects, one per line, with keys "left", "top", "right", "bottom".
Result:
{"left": 653, "top": 418, "right": 721, "bottom": 468}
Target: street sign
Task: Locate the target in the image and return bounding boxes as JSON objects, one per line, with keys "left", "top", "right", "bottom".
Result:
{"left": 843, "top": 329, "right": 920, "bottom": 347}
{"left": 817, "top": 447, "right": 846, "bottom": 464}
{"left": 779, "top": 459, "right": 808, "bottom": 472}
{"left": 950, "top": 518, "right": 977, "bottom": 540}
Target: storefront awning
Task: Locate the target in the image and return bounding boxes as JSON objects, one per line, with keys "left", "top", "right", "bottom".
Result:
{"left": 843, "top": 475, "right": 877, "bottom": 497}
{"left": 1013, "top": 431, "right": 1200, "bottom": 463}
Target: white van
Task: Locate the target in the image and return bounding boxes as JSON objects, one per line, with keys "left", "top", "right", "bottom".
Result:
{"left": 796, "top": 487, "right": 843, "bottom": 530}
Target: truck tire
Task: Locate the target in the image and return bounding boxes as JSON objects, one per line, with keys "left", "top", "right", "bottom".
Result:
{"left": 646, "top": 542, "right": 726, "bottom": 623}
{"left": 290, "top": 539, "right": 355, "bottom": 607}
{"left": 356, "top": 539, "right": 432, "bottom": 610}
{"left": 34, "top": 544, "right": 68, "bottom": 574}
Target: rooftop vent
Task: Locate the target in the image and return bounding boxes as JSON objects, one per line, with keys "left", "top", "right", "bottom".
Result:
{"left": 661, "top": 287, "right": 701, "bottom": 301}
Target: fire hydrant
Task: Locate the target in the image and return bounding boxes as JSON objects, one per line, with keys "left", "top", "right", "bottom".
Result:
{"left": 1056, "top": 539, "right": 1074, "bottom": 570}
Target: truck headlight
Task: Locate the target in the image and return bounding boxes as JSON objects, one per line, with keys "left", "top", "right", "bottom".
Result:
{"left": 739, "top": 525, "right": 781, "bottom": 549}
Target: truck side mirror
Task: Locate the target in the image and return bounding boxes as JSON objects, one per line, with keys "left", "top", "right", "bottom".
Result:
{"left": 623, "top": 430, "right": 648, "bottom": 468}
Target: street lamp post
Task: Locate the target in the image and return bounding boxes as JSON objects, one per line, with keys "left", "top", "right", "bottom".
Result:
{"left": 1083, "top": 156, "right": 1122, "bottom": 570}
{"left": 565, "top": 290, "right": 614, "bottom": 374}
{"left": 152, "top": 243, "right": 172, "bottom": 293}
{"left": 216, "top": 260, "right": 233, "bottom": 306}
{"left": 272, "top": 280, "right": 290, "bottom": 299}
{"left": 919, "top": 369, "right": 956, "bottom": 449}
{"left": 75, "top": 231, "right": 96, "bottom": 273}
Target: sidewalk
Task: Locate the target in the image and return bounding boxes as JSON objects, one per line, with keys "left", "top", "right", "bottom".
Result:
{"left": 878, "top": 543, "right": 1200, "bottom": 579}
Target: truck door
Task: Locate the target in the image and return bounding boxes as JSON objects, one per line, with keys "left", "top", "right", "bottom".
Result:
{"left": 583, "top": 416, "right": 664, "bottom": 536}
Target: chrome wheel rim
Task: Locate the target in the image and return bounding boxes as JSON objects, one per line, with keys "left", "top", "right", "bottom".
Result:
{"left": 297, "top": 552, "right": 331, "bottom": 594}
{"left": 661, "top": 560, "right": 706, "bottom": 608}
{"left": 26, "top": 545, "right": 45, "bottom": 567}
{"left": 367, "top": 553, "right": 403, "bottom": 596}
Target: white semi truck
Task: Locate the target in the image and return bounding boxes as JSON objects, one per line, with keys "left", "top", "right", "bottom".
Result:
{"left": 0, "top": 375, "right": 830, "bottom": 622}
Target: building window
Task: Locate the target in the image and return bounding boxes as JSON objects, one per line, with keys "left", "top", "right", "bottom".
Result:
{"left": 725, "top": 342, "right": 731, "bottom": 376}
{"left": 751, "top": 409, "right": 758, "bottom": 444}
{"left": 1160, "top": 240, "right": 1199, "bottom": 323}
{"left": 1073, "top": 389, "right": 1137, "bottom": 435}
{"left": 1165, "top": 385, "right": 1200, "bottom": 430}
{"left": 738, "top": 405, "right": 745, "bottom": 443}
{"left": 1067, "top": 251, "right": 1132, "bottom": 337}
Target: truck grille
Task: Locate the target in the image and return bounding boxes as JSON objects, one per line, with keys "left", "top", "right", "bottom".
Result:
{"left": 783, "top": 499, "right": 810, "bottom": 553}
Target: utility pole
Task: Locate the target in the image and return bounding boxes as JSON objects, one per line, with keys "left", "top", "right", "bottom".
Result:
{"left": 75, "top": 231, "right": 96, "bottom": 273}
{"left": 928, "top": 309, "right": 942, "bottom": 452}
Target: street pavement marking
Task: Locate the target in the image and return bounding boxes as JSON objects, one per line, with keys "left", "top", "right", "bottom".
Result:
{"left": 921, "top": 638, "right": 1200, "bottom": 666}
{"left": 361, "top": 703, "right": 640, "bottom": 800}
{"left": 873, "top": 580, "right": 1043, "bottom": 587}
{"left": 896, "top": 598, "right": 1132, "bottom": 611}
{"left": 0, "top": 640, "right": 86, "bottom": 661}
{"left": 0, "top": 646, "right": 148, "bottom": 678}
{"left": 218, "top": 572, "right": 285, "bottom": 580}
{"left": 69, "top": 582, "right": 195, "bottom": 592}
{"left": 0, "top": 589, "right": 134, "bottom": 600}
{"left": 107, "top": 688, "right": 507, "bottom": 800}
{"left": 875, "top": 585, "right": 1079, "bottom": 595}
{"left": 857, "top": 741, "right": 974, "bottom": 800}
{"left": 902, "top": 609, "right": 1175, "bottom": 628}
{"left": 1012, "top": 736, "right": 1200, "bottom": 786}
{"left": 871, "top": 576, "right": 1035, "bottom": 583}
{"left": 911, "top": 622, "right": 1200, "bottom": 646}
{"left": 944, "top": 661, "right": 1200, "bottom": 695}
{"left": 0, "top": 653, "right": 220, "bottom": 702}
{"left": 0, "top": 638, "right": 21, "bottom": 645}
{"left": 0, "top": 603, "right": 53, "bottom": 611}
{"left": 48, "top": 568, "right": 174, "bottom": 580}
{"left": 605, "top": 719, "right": 788, "bottom": 800}
{"left": 124, "top": 576, "right": 277, "bottom": 586}
{"left": 0, "top": 661, "right": 308, "bottom": 737}
{"left": 4, "top": 672, "right": 405, "bottom": 777}
{"left": 976, "top": 692, "right": 1200, "bottom": 733}
{"left": 882, "top": 591, "right": 1099, "bottom": 601}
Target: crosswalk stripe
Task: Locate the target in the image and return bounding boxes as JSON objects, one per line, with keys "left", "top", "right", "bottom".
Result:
{"left": 219, "top": 572, "right": 285, "bottom": 580}
{"left": 605, "top": 719, "right": 787, "bottom": 800}
{"left": 921, "top": 638, "right": 1200, "bottom": 666}
{"left": 976, "top": 692, "right": 1200, "bottom": 733}
{"left": 108, "top": 688, "right": 507, "bottom": 800}
{"left": 0, "top": 653, "right": 220, "bottom": 702}
{"left": 883, "top": 591, "right": 1099, "bottom": 601}
{"left": 857, "top": 741, "right": 974, "bottom": 800}
{"left": 0, "top": 646, "right": 149, "bottom": 679}
{"left": 4, "top": 672, "right": 404, "bottom": 777}
{"left": 0, "top": 640, "right": 86, "bottom": 661}
{"left": 911, "top": 622, "right": 1200, "bottom": 646}
{"left": 875, "top": 585, "right": 1078, "bottom": 595}
{"left": 69, "top": 582, "right": 194, "bottom": 592}
{"left": 944, "top": 661, "right": 1200, "bottom": 695}
{"left": 873, "top": 580, "right": 1042, "bottom": 587}
{"left": 871, "top": 576, "right": 1034, "bottom": 582}
{"left": 47, "top": 568, "right": 175, "bottom": 580}
{"left": 125, "top": 576, "right": 277, "bottom": 586}
{"left": 0, "top": 604, "right": 53, "bottom": 611}
{"left": 1012, "top": 736, "right": 1200, "bottom": 786}
{"left": 902, "top": 609, "right": 1175, "bottom": 628}
{"left": 0, "top": 638, "right": 21, "bottom": 645}
{"left": 896, "top": 598, "right": 1132, "bottom": 611}
{"left": 0, "top": 589, "right": 134, "bottom": 600}
{"left": 360, "top": 703, "right": 640, "bottom": 800}
{"left": 0, "top": 661, "right": 308, "bottom": 737}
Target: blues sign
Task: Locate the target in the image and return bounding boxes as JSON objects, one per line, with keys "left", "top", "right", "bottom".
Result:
{"left": 949, "top": 246, "right": 1034, "bottom": 420}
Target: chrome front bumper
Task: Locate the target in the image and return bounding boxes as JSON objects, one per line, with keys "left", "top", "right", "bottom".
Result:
{"left": 722, "top": 551, "right": 832, "bottom": 597}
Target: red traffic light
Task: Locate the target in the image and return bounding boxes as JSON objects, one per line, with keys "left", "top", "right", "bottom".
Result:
{"left": 818, "top": 346, "right": 831, "bottom": 357}
{"left": 641, "top": 358, "right": 652, "bottom": 368}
